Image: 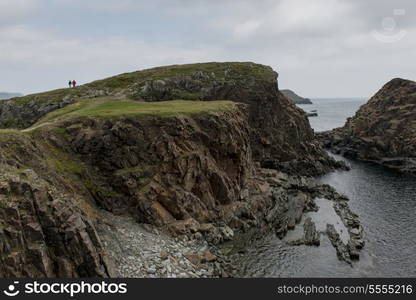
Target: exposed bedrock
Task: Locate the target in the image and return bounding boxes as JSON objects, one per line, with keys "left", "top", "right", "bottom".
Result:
{"left": 319, "top": 78, "right": 416, "bottom": 174}
{"left": 0, "top": 62, "right": 340, "bottom": 176}
{"left": 0, "top": 62, "right": 359, "bottom": 277}
{"left": 0, "top": 168, "right": 112, "bottom": 278}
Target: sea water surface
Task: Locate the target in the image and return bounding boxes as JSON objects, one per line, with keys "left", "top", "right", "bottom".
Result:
{"left": 303, "top": 98, "right": 366, "bottom": 132}
{"left": 239, "top": 98, "right": 416, "bottom": 277}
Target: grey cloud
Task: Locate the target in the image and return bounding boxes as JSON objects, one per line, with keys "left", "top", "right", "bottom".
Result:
{"left": 0, "top": 0, "right": 415, "bottom": 97}
{"left": 0, "top": 0, "right": 40, "bottom": 24}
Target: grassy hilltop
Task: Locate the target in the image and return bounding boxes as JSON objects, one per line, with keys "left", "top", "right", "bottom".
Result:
{"left": 39, "top": 99, "right": 234, "bottom": 124}
{"left": 0, "top": 62, "right": 275, "bottom": 129}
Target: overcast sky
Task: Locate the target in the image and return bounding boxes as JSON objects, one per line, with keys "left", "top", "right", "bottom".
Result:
{"left": 0, "top": 0, "right": 415, "bottom": 97}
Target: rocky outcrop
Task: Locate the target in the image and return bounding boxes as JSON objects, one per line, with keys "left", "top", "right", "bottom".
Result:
{"left": 0, "top": 62, "right": 360, "bottom": 278}
{"left": 0, "top": 105, "right": 290, "bottom": 276}
{"left": 60, "top": 106, "right": 256, "bottom": 231}
{"left": 0, "top": 167, "right": 112, "bottom": 278}
{"left": 0, "top": 95, "right": 74, "bottom": 128}
{"left": 303, "top": 218, "right": 320, "bottom": 246}
{"left": 45, "top": 106, "right": 342, "bottom": 242}
{"left": 286, "top": 217, "right": 320, "bottom": 246}
{"left": 281, "top": 89, "right": 313, "bottom": 104}
{"left": 0, "top": 62, "right": 338, "bottom": 176}
{"left": 0, "top": 100, "right": 362, "bottom": 277}
{"left": 131, "top": 65, "right": 328, "bottom": 174}
{"left": 220, "top": 178, "right": 365, "bottom": 275}
{"left": 319, "top": 78, "right": 416, "bottom": 174}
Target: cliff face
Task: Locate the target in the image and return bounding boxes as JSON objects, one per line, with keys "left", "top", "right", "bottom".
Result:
{"left": 0, "top": 104, "right": 336, "bottom": 277}
{"left": 0, "top": 62, "right": 336, "bottom": 175}
{"left": 61, "top": 105, "right": 255, "bottom": 228}
{"left": 0, "top": 63, "right": 357, "bottom": 278}
{"left": 0, "top": 106, "right": 255, "bottom": 276}
{"left": 320, "top": 78, "right": 416, "bottom": 174}
{"left": 133, "top": 66, "right": 328, "bottom": 174}
{"left": 0, "top": 133, "right": 112, "bottom": 278}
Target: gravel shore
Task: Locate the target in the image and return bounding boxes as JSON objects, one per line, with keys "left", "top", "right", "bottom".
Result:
{"left": 97, "top": 211, "right": 225, "bottom": 278}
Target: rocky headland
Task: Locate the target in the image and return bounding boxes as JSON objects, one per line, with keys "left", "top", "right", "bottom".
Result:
{"left": 0, "top": 63, "right": 340, "bottom": 176}
{"left": 0, "top": 62, "right": 361, "bottom": 278}
{"left": 281, "top": 89, "right": 313, "bottom": 105}
{"left": 319, "top": 78, "right": 416, "bottom": 174}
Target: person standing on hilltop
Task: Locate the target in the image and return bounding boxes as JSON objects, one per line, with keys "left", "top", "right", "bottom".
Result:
{"left": 68, "top": 80, "right": 72, "bottom": 88}
{"left": 72, "top": 80, "right": 77, "bottom": 87}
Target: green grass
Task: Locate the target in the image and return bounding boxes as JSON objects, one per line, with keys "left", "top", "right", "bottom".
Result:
{"left": 83, "top": 179, "right": 123, "bottom": 198}
{"left": 11, "top": 88, "right": 78, "bottom": 105}
{"left": 41, "top": 138, "right": 86, "bottom": 176}
{"left": 0, "top": 128, "right": 22, "bottom": 135}
{"left": 115, "top": 165, "right": 144, "bottom": 176}
{"left": 36, "top": 98, "right": 234, "bottom": 124}
{"left": 1, "top": 62, "right": 271, "bottom": 130}
{"left": 76, "top": 100, "right": 234, "bottom": 117}
{"left": 173, "top": 92, "right": 202, "bottom": 100}
{"left": 48, "top": 158, "right": 84, "bottom": 175}
{"left": 1, "top": 118, "right": 18, "bottom": 128}
{"left": 87, "top": 62, "right": 276, "bottom": 91}
{"left": 51, "top": 127, "right": 68, "bottom": 136}
{"left": 40, "top": 100, "right": 93, "bottom": 123}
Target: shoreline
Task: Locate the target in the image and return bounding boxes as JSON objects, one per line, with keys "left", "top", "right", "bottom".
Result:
{"left": 97, "top": 169, "right": 364, "bottom": 278}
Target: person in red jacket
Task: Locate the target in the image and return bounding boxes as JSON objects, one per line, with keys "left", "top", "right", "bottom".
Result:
{"left": 72, "top": 80, "right": 76, "bottom": 87}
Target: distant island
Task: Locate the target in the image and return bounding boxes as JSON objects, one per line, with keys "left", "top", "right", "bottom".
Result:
{"left": 281, "top": 89, "right": 313, "bottom": 104}
{"left": 0, "top": 92, "right": 23, "bottom": 100}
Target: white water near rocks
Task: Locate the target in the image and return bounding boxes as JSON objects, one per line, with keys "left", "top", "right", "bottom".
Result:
{"left": 239, "top": 98, "right": 416, "bottom": 277}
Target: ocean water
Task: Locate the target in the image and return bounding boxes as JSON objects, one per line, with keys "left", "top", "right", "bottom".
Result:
{"left": 238, "top": 98, "right": 416, "bottom": 277}
{"left": 300, "top": 98, "right": 367, "bottom": 132}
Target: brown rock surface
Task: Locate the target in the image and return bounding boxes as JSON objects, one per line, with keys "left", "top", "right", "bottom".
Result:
{"left": 319, "top": 78, "right": 416, "bottom": 174}
{"left": 62, "top": 105, "right": 253, "bottom": 226}
{"left": 0, "top": 168, "right": 112, "bottom": 278}
{"left": 0, "top": 62, "right": 358, "bottom": 278}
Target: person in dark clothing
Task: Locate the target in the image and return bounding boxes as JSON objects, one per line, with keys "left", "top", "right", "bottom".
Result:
{"left": 72, "top": 80, "right": 77, "bottom": 87}
{"left": 68, "top": 80, "right": 72, "bottom": 88}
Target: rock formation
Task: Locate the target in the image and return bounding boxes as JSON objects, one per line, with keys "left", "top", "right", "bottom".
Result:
{"left": 0, "top": 136, "right": 113, "bottom": 277}
{"left": 319, "top": 78, "right": 416, "bottom": 174}
{"left": 0, "top": 62, "right": 339, "bottom": 176}
{"left": 0, "top": 62, "right": 359, "bottom": 277}
{"left": 281, "top": 89, "right": 313, "bottom": 104}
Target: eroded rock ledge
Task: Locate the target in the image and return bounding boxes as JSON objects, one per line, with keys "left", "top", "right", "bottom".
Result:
{"left": 319, "top": 78, "right": 416, "bottom": 174}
